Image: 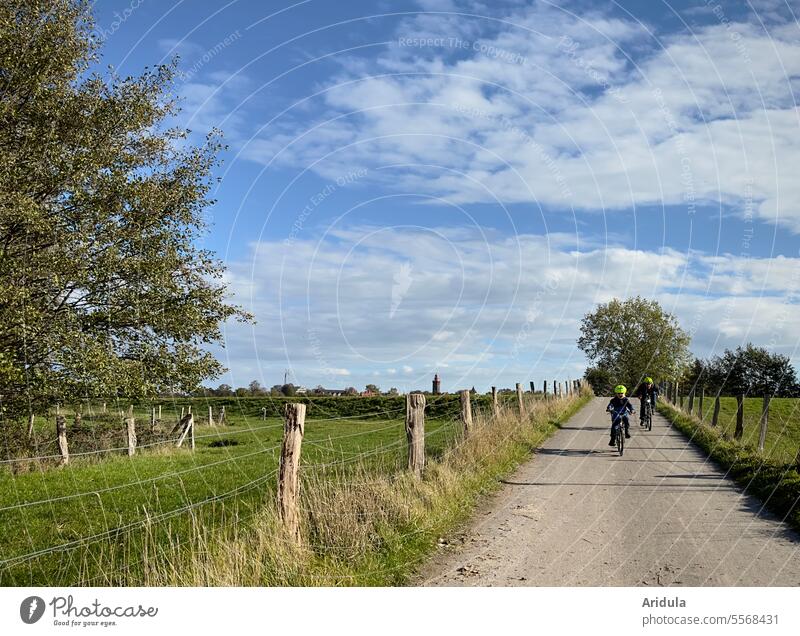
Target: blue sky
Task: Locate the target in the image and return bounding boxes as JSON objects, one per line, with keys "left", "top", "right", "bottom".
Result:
{"left": 92, "top": 0, "right": 800, "bottom": 392}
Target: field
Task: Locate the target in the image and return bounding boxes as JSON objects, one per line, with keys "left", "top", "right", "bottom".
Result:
{"left": 0, "top": 392, "right": 576, "bottom": 586}
{"left": 695, "top": 396, "right": 800, "bottom": 464}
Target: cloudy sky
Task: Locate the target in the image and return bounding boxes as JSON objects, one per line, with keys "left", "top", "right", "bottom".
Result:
{"left": 95, "top": 0, "right": 800, "bottom": 392}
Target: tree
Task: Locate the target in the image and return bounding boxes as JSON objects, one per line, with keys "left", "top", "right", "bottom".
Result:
{"left": 248, "top": 380, "right": 263, "bottom": 396}
{"left": 387, "top": 387, "right": 398, "bottom": 395}
{"left": 214, "top": 383, "right": 233, "bottom": 397}
{"left": 280, "top": 383, "right": 296, "bottom": 397}
{"left": 345, "top": 387, "right": 358, "bottom": 396}
{"left": 0, "top": 0, "right": 249, "bottom": 417}
{"left": 365, "top": 384, "right": 379, "bottom": 394}
{"left": 706, "top": 344, "right": 799, "bottom": 397}
{"left": 584, "top": 366, "right": 615, "bottom": 396}
{"left": 577, "top": 297, "right": 691, "bottom": 392}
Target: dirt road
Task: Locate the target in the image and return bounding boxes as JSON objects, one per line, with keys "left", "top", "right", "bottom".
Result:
{"left": 421, "top": 397, "right": 800, "bottom": 586}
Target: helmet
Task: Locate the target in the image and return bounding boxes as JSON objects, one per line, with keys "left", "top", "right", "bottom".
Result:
{"left": 644, "top": 376, "right": 653, "bottom": 384}
{"left": 614, "top": 385, "right": 627, "bottom": 394}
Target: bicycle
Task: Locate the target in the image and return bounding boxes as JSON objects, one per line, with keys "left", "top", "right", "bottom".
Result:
{"left": 641, "top": 398, "right": 653, "bottom": 431}
{"left": 607, "top": 406, "right": 629, "bottom": 456}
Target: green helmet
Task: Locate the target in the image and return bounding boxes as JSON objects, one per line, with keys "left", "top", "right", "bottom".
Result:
{"left": 644, "top": 376, "right": 653, "bottom": 384}
{"left": 614, "top": 384, "right": 627, "bottom": 394}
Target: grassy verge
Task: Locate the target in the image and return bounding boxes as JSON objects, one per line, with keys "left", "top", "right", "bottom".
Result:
{"left": 124, "top": 391, "right": 591, "bottom": 586}
{"left": 657, "top": 401, "right": 800, "bottom": 532}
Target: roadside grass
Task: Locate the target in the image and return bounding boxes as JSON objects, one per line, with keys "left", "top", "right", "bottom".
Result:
{"left": 657, "top": 401, "right": 800, "bottom": 532}
{"left": 114, "top": 392, "right": 591, "bottom": 586}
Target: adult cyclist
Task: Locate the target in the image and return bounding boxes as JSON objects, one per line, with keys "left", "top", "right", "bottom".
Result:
{"left": 634, "top": 376, "right": 659, "bottom": 426}
{"left": 606, "top": 385, "right": 634, "bottom": 446}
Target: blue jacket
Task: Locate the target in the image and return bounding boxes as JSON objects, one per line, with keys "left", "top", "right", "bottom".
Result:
{"left": 606, "top": 396, "right": 634, "bottom": 420}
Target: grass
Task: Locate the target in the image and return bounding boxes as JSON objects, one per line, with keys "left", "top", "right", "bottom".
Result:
{"left": 0, "top": 392, "right": 590, "bottom": 586}
{"left": 693, "top": 396, "right": 800, "bottom": 464}
{"left": 657, "top": 400, "right": 800, "bottom": 532}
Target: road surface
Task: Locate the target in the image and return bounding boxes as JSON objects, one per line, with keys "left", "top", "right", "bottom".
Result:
{"left": 420, "top": 397, "right": 800, "bottom": 586}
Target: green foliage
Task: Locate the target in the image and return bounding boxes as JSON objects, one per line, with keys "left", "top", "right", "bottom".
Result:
{"left": 696, "top": 345, "right": 799, "bottom": 397}
{"left": 0, "top": 0, "right": 249, "bottom": 415}
{"left": 578, "top": 296, "right": 691, "bottom": 391}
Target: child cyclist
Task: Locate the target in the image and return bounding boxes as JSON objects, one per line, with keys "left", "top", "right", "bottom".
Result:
{"left": 606, "top": 384, "right": 634, "bottom": 446}
{"left": 634, "top": 376, "right": 659, "bottom": 426}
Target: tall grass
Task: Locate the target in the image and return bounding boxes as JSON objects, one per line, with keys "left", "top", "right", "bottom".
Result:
{"left": 86, "top": 391, "right": 591, "bottom": 586}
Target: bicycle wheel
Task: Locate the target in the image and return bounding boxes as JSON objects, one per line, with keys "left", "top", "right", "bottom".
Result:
{"left": 647, "top": 408, "right": 652, "bottom": 431}
{"left": 617, "top": 424, "right": 624, "bottom": 455}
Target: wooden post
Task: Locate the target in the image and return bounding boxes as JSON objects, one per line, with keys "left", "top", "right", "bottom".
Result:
{"left": 698, "top": 388, "right": 704, "bottom": 421}
{"left": 219, "top": 405, "right": 226, "bottom": 425}
{"left": 56, "top": 410, "right": 69, "bottom": 466}
{"left": 188, "top": 405, "right": 192, "bottom": 415}
{"left": 491, "top": 386, "right": 499, "bottom": 418}
{"left": 688, "top": 388, "right": 695, "bottom": 415}
{"left": 158, "top": 404, "right": 162, "bottom": 420}
{"left": 102, "top": 402, "right": 106, "bottom": 413}
{"left": 208, "top": 405, "right": 214, "bottom": 427}
{"left": 125, "top": 405, "right": 136, "bottom": 456}
{"left": 262, "top": 407, "right": 267, "bottom": 421}
{"left": 278, "top": 403, "right": 305, "bottom": 542}
{"left": 553, "top": 380, "right": 558, "bottom": 399}
{"left": 405, "top": 393, "right": 425, "bottom": 478}
{"left": 543, "top": 380, "right": 548, "bottom": 399}
{"left": 565, "top": 379, "right": 570, "bottom": 396}
{"left": 516, "top": 383, "right": 524, "bottom": 418}
{"left": 27, "top": 412, "right": 35, "bottom": 438}
{"left": 711, "top": 393, "right": 721, "bottom": 427}
{"left": 190, "top": 413, "right": 195, "bottom": 450}
{"left": 758, "top": 395, "right": 770, "bottom": 453}
{"left": 460, "top": 389, "right": 473, "bottom": 434}
{"left": 180, "top": 406, "right": 185, "bottom": 421}
{"left": 734, "top": 394, "right": 744, "bottom": 440}
{"left": 150, "top": 407, "right": 156, "bottom": 432}
{"left": 175, "top": 413, "right": 194, "bottom": 447}
{"left": 530, "top": 381, "right": 535, "bottom": 394}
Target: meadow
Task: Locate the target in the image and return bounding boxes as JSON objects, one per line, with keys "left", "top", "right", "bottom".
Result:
{"left": 0, "top": 391, "right": 583, "bottom": 586}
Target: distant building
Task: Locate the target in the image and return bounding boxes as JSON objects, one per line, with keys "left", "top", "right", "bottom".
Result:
{"left": 295, "top": 386, "right": 308, "bottom": 395}
{"left": 316, "top": 388, "right": 347, "bottom": 396}
{"left": 432, "top": 373, "right": 441, "bottom": 395}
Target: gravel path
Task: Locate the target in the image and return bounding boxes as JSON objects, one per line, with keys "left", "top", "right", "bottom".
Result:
{"left": 420, "top": 397, "right": 800, "bottom": 586}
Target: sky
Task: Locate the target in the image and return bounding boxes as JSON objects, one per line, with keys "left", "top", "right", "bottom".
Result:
{"left": 91, "top": 0, "right": 800, "bottom": 393}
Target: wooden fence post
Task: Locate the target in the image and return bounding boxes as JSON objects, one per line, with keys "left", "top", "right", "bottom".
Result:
{"left": 56, "top": 408, "right": 69, "bottom": 466}
{"left": 406, "top": 393, "right": 426, "bottom": 478}
{"left": 491, "top": 386, "right": 499, "bottom": 418}
{"left": 758, "top": 395, "right": 770, "bottom": 453}
{"left": 158, "top": 404, "right": 162, "bottom": 420}
{"left": 711, "top": 393, "right": 721, "bottom": 427}
{"left": 530, "top": 381, "right": 535, "bottom": 394}
{"left": 698, "top": 388, "right": 704, "bottom": 420}
{"left": 125, "top": 405, "right": 136, "bottom": 456}
{"left": 565, "top": 379, "right": 570, "bottom": 396}
{"left": 543, "top": 380, "right": 548, "bottom": 399}
{"left": 734, "top": 394, "right": 744, "bottom": 440}
{"left": 688, "top": 388, "right": 695, "bottom": 415}
{"left": 516, "top": 383, "right": 525, "bottom": 418}
{"left": 150, "top": 407, "right": 156, "bottom": 432}
{"left": 553, "top": 380, "right": 558, "bottom": 399}
{"left": 208, "top": 405, "right": 214, "bottom": 427}
{"left": 180, "top": 406, "right": 185, "bottom": 421}
{"left": 102, "top": 402, "right": 107, "bottom": 413}
{"left": 262, "top": 407, "right": 267, "bottom": 421}
{"left": 219, "top": 405, "right": 226, "bottom": 425}
{"left": 278, "top": 403, "right": 305, "bottom": 541}
{"left": 175, "top": 413, "right": 194, "bottom": 447}
{"left": 460, "top": 390, "right": 473, "bottom": 434}
{"left": 27, "top": 412, "right": 35, "bottom": 439}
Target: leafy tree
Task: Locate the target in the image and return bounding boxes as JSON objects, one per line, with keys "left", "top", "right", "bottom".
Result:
{"left": 705, "top": 345, "right": 799, "bottom": 397}
{"left": 280, "top": 383, "right": 296, "bottom": 397}
{"left": 0, "top": 0, "right": 249, "bottom": 416}
{"left": 583, "top": 366, "right": 615, "bottom": 396}
{"left": 214, "top": 383, "right": 233, "bottom": 397}
{"left": 345, "top": 387, "right": 358, "bottom": 396}
{"left": 577, "top": 297, "right": 691, "bottom": 392}
{"left": 248, "top": 380, "right": 263, "bottom": 396}
{"left": 364, "top": 384, "right": 380, "bottom": 394}
{"left": 387, "top": 387, "right": 398, "bottom": 395}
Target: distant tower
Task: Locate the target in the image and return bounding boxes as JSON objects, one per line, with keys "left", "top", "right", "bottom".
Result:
{"left": 432, "top": 373, "right": 441, "bottom": 395}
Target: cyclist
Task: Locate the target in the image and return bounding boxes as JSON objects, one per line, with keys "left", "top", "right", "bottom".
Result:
{"left": 634, "top": 376, "right": 659, "bottom": 426}
{"left": 606, "top": 384, "right": 634, "bottom": 446}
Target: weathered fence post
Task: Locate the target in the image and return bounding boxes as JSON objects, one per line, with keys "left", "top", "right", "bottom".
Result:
{"left": 406, "top": 393, "right": 426, "bottom": 478}
{"left": 150, "top": 407, "right": 156, "bottom": 432}
{"left": 460, "top": 389, "right": 474, "bottom": 434}
{"left": 688, "top": 388, "right": 695, "bottom": 415}
{"left": 180, "top": 406, "right": 185, "bottom": 421}
{"left": 262, "top": 407, "right": 267, "bottom": 421}
{"left": 219, "top": 405, "right": 226, "bottom": 425}
{"left": 27, "top": 412, "right": 35, "bottom": 439}
{"left": 711, "top": 393, "right": 721, "bottom": 427}
{"left": 565, "top": 379, "right": 570, "bottom": 396}
{"left": 102, "top": 402, "right": 107, "bottom": 413}
{"left": 553, "top": 380, "right": 558, "bottom": 399}
{"left": 758, "top": 395, "right": 770, "bottom": 453}
{"left": 530, "top": 381, "right": 535, "bottom": 394}
{"left": 208, "top": 405, "right": 214, "bottom": 427}
{"left": 278, "top": 403, "right": 305, "bottom": 542}
{"left": 516, "top": 383, "right": 525, "bottom": 418}
{"left": 734, "top": 394, "right": 744, "bottom": 440}
{"left": 157, "top": 404, "right": 162, "bottom": 420}
{"left": 125, "top": 405, "right": 137, "bottom": 456}
{"left": 698, "top": 388, "right": 704, "bottom": 420}
{"left": 543, "top": 380, "right": 548, "bottom": 399}
{"left": 175, "top": 413, "right": 194, "bottom": 448}
{"left": 491, "top": 386, "right": 499, "bottom": 418}
{"left": 191, "top": 413, "right": 195, "bottom": 450}
{"left": 56, "top": 407, "right": 69, "bottom": 466}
